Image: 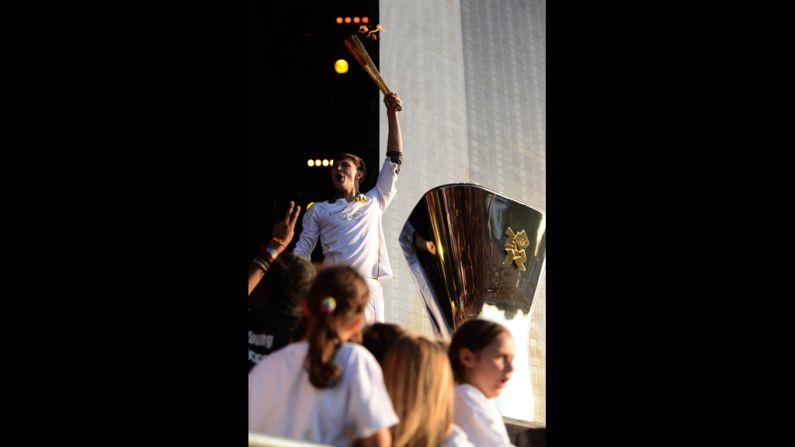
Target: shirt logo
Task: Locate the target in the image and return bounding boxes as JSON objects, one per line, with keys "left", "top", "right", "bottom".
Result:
{"left": 329, "top": 200, "right": 367, "bottom": 221}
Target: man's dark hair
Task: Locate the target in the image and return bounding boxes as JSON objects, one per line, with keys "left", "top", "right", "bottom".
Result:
{"left": 332, "top": 152, "right": 367, "bottom": 185}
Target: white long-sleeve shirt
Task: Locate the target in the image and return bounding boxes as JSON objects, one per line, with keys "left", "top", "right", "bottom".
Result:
{"left": 294, "top": 158, "right": 399, "bottom": 280}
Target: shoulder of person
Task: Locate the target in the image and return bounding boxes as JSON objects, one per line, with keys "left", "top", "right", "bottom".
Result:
{"left": 260, "top": 340, "right": 307, "bottom": 361}
{"left": 307, "top": 201, "right": 326, "bottom": 211}
{"left": 456, "top": 383, "right": 487, "bottom": 401}
{"left": 307, "top": 201, "right": 339, "bottom": 215}
{"left": 340, "top": 341, "right": 377, "bottom": 359}
{"left": 442, "top": 425, "right": 476, "bottom": 447}
{"left": 337, "top": 342, "right": 381, "bottom": 368}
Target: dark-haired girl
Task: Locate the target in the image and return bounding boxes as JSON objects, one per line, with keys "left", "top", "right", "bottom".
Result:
{"left": 249, "top": 266, "right": 398, "bottom": 446}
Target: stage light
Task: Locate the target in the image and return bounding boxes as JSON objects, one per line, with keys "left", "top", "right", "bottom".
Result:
{"left": 307, "top": 159, "right": 315, "bottom": 167}
{"left": 362, "top": 17, "right": 369, "bottom": 23}
{"left": 322, "top": 159, "right": 330, "bottom": 167}
{"left": 353, "top": 17, "right": 360, "bottom": 23}
{"left": 315, "top": 159, "right": 321, "bottom": 166}
{"left": 334, "top": 59, "right": 349, "bottom": 74}
{"left": 336, "top": 17, "right": 343, "bottom": 24}
{"left": 344, "top": 17, "right": 351, "bottom": 23}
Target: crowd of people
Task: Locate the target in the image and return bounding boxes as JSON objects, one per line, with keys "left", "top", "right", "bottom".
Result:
{"left": 249, "top": 258, "right": 518, "bottom": 446}
{"left": 247, "top": 92, "right": 540, "bottom": 447}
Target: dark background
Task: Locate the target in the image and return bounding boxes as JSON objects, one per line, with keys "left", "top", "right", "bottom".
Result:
{"left": 248, "top": 0, "right": 380, "bottom": 261}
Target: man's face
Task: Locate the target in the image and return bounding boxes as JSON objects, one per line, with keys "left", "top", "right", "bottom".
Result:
{"left": 331, "top": 158, "right": 362, "bottom": 192}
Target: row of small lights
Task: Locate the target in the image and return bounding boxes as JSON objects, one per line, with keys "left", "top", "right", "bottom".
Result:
{"left": 336, "top": 16, "right": 369, "bottom": 24}
{"left": 308, "top": 159, "right": 335, "bottom": 167}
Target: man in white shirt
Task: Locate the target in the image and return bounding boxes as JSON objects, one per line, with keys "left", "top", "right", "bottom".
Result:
{"left": 294, "top": 92, "right": 403, "bottom": 324}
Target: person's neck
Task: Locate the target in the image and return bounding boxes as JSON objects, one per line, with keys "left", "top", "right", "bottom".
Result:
{"left": 338, "top": 187, "right": 357, "bottom": 202}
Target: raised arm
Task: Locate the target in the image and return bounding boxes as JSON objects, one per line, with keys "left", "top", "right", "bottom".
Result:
{"left": 384, "top": 92, "right": 403, "bottom": 157}
{"left": 371, "top": 92, "right": 404, "bottom": 209}
{"left": 247, "top": 201, "right": 301, "bottom": 296}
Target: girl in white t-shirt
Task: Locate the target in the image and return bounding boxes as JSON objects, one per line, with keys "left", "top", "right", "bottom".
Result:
{"left": 448, "top": 320, "right": 517, "bottom": 447}
{"left": 249, "top": 266, "right": 398, "bottom": 447}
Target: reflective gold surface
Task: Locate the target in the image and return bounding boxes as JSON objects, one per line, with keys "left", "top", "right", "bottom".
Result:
{"left": 399, "top": 183, "right": 546, "bottom": 422}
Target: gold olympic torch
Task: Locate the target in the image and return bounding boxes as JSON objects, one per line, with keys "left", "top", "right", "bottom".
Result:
{"left": 343, "top": 34, "right": 402, "bottom": 111}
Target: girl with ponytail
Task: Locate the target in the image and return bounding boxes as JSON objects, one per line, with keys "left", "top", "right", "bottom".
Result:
{"left": 249, "top": 265, "right": 398, "bottom": 446}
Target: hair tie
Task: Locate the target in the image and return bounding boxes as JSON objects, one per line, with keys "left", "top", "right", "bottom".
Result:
{"left": 321, "top": 297, "right": 337, "bottom": 314}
